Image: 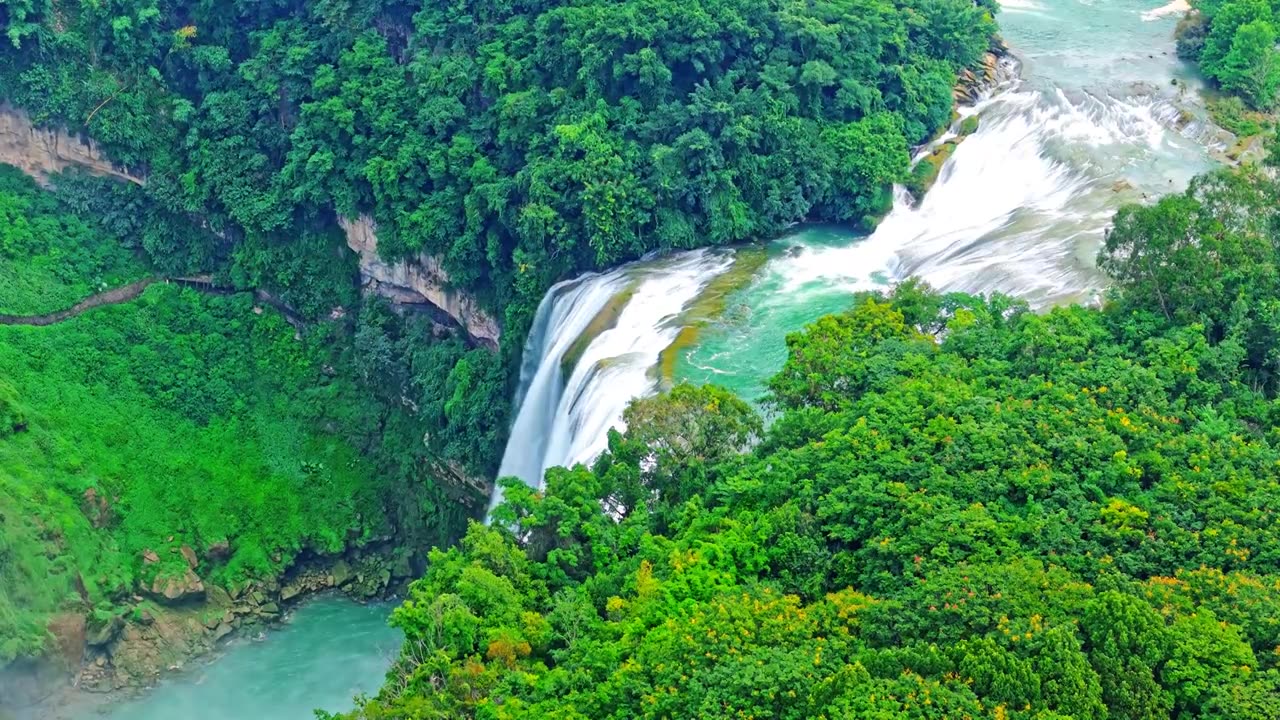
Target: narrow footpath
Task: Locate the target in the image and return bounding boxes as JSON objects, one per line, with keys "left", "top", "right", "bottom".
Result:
{"left": 0, "top": 276, "right": 305, "bottom": 328}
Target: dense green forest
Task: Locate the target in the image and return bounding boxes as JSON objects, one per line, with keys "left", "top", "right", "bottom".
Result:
{"left": 0, "top": 0, "right": 1002, "bottom": 674}
{"left": 0, "top": 0, "right": 998, "bottom": 343}
{"left": 333, "top": 160, "right": 1280, "bottom": 719}
{"left": 1178, "top": 0, "right": 1280, "bottom": 109}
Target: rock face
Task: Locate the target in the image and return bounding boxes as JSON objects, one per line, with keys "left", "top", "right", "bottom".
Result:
{"left": 148, "top": 569, "right": 206, "bottom": 605}
{"left": 953, "top": 46, "right": 1010, "bottom": 105}
{"left": 340, "top": 215, "right": 501, "bottom": 348}
{"left": 0, "top": 103, "right": 144, "bottom": 186}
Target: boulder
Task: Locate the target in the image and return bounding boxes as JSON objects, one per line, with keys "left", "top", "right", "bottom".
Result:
{"left": 280, "top": 583, "right": 303, "bottom": 602}
{"left": 179, "top": 545, "right": 199, "bottom": 569}
{"left": 391, "top": 551, "right": 414, "bottom": 580}
{"left": 212, "top": 622, "right": 235, "bottom": 642}
{"left": 330, "top": 560, "right": 353, "bottom": 588}
{"left": 148, "top": 569, "right": 206, "bottom": 605}
{"left": 206, "top": 539, "right": 230, "bottom": 560}
{"left": 206, "top": 584, "right": 233, "bottom": 608}
{"left": 141, "top": 549, "right": 160, "bottom": 565}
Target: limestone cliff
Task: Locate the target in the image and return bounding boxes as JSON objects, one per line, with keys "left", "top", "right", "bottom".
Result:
{"left": 0, "top": 103, "right": 497, "bottom": 347}
{"left": 340, "top": 215, "right": 501, "bottom": 348}
{"left": 0, "top": 104, "right": 144, "bottom": 186}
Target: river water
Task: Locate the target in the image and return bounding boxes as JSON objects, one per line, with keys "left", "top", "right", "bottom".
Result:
{"left": 72, "top": 3, "right": 1219, "bottom": 718}
{"left": 70, "top": 597, "right": 400, "bottom": 720}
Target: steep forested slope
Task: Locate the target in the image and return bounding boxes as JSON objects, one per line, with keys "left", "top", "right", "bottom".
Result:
{"left": 1, "top": 0, "right": 1005, "bottom": 698}
{"left": 338, "top": 164, "right": 1280, "bottom": 719}
{"left": 1, "top": 0, "right": 998, "bottom": 338}
{"left": 0, "top": 168, "right": 474, "bottom": 673}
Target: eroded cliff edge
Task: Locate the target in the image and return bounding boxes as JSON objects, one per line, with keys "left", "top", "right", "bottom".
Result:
{"left": 0, "top": 103, "right": 498, "bottom": 348}
{"left": 339, "top": 215, "right": 501, "bottom": 348}
{"left": 0, "top": 104, "right": 143, "bottom": 186}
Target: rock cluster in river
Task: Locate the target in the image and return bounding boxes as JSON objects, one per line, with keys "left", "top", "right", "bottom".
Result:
{"left": 953, "top": 41, "right": 1010, "bottom": 105}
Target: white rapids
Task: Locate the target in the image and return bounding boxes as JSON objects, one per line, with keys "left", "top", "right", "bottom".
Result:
{"left": 487, "top": 250, "right": 733, "bottom": 514}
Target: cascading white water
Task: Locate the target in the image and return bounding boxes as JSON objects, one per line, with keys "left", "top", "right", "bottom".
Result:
{"left": 772, "top": 71, "right": 1217, "bottom": 308}
{"left": 487, "top": 250, "right": 734, "bottom": 514}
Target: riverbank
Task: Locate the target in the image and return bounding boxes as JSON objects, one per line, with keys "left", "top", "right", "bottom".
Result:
{"left": 3, "top": 546, "right": 412, "bottom": 720}
{"left": 39, "top": 595, "right": 400, "bottom": 720}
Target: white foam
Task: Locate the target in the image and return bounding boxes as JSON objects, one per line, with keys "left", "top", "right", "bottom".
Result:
{"left": 999, "top": 0, "right": 1044, "bottom": 10}
{"left": 771, "top": 79, "right": 1198, "bottom": 306}
{"left": 1142, "top": 0, "right": 1190, "bottom": 21}
{"left": 488, "top": 250, "right": 733, "bottom": 514}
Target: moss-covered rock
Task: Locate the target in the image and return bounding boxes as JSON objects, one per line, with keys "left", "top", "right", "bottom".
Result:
{"left": 907, "top": 141, "right": 959, "bottom": 199}
{"left": 560, "top": 284, "right": 638, "bottom": 380}
{"left": 657, "top": 248, "right": 769, "bottom": 385}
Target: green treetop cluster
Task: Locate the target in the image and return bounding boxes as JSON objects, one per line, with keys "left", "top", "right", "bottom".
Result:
{"left": 333, "top": 162, "right": 1280, "bottom": 719}
{"left": 0, "top": 0, "right": 998, "bottom": 341}
{"left": 1178, "top": 0, "right": 1280, "bottom": 109}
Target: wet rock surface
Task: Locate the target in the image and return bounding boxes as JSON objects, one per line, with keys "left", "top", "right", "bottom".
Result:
{"left": 5, "top": 546, "right": 411, "bottom": 719}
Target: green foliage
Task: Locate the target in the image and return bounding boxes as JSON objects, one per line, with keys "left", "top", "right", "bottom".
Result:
{"left": 0, "top": 167, "right": 146, "bottom": 315}
{"left": 1208, "top": 95, "right": 1272, "bottom": 136}
{"left": 906, "top": 140, "right": 960, "bottom": 199}
{"left": 1187, "top": 0, "right": 1280, "bottom": 108}
{"left": 353, "top": 301, "right": 510, "bottom": 478}
{"left": 0, "top": 180, "right": 471, "bottom": 665}
{"left": 1217, "top": 19, "right": 1280, "bottom": 108}
{"left": 1099, "top": 165, "right": 1280, "bottom": 395}
{"left": 0, "top": 381, "right": 26, "bottom": 437}
{"left": 0, "top": 0, "right": 996, "bottom": 348}
{"left": 341, "top": 162, "right": 1280, "bottom": 719}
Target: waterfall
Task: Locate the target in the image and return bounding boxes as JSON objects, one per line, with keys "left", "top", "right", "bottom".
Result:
{"left": 487, "top": 250, "right": 734, "bottom": 515}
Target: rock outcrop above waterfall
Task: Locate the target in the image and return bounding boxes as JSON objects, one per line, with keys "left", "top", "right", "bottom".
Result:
{"left": 0, "top": 103, "right": 144, "bottom": 186}
{"left": 953, "top": 41, "right": 1011, "bottom": 105}
{"left": 340, "top": 215, "right": 501, "bottom": 348}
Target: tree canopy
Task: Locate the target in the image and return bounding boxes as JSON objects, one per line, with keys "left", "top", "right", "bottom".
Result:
{"left": 1180, "top": 0, "right": 1280, "bottom": 108}
{"left": 0, "top": 0, "right": 997, "bottom": 339}
{"left": 334, "top": 163, "right": 1280, "bottom": 719}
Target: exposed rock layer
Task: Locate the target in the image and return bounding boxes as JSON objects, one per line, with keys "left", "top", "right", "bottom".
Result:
{"left": 0, "top": 104, "right": 495, "bottom": 347}
{"left": 340, "top": 215, "right": 501, "bottom": 347}
{"left": 0, "top": 104, "right": 144, "bottom": 186}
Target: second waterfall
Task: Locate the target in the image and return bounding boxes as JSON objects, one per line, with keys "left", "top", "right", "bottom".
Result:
{"left": 488, "top": 0, "right": 1220, "bottom": 514}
